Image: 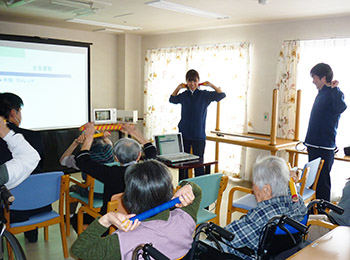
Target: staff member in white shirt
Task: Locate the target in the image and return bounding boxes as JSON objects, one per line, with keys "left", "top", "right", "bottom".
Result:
{"left": 0, "top": 117, "right": 40, "bottom": 189}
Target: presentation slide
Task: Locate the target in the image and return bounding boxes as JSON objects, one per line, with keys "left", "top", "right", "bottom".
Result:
{"left": 0, "top": 36, "right": 90, "bottom": 130}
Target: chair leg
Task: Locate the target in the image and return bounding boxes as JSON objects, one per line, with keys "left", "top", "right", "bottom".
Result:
{"left": 44, "top": 226, "right": 49, "bottom": 241}
{"left": 66, "top": 197, "right": 71, "bottom": 237}
{"left": 59, "top": 221, "right": 69, "bottom": 258}
{"left": 77, "top": 207, "right": 84, "bottom": 235}
{"left": 6, "top": 240, "right": 14, "bottom": 260}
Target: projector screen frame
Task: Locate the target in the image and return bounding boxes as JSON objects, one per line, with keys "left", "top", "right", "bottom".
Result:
{"left": 0, "top": 33, "right": 92, "bottom": 130}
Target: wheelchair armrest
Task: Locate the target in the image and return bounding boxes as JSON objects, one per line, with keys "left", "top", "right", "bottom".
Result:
{"left": 235, "top": 246, "right": 255, "bottom": 257}
{"left": 208, "top": 222, "right": 234, "bottom": 241}
{"left": 307, "top": 219, "right": 338, "bottom": 230}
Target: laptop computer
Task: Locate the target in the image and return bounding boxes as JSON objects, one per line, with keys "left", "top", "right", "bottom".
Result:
{"left": 154, "top": 133, "right": 200, "bottom": 163}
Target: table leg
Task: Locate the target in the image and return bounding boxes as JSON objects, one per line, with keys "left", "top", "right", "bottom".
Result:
{"left": 204, "top": 165, "right": 211, "bottom": 175}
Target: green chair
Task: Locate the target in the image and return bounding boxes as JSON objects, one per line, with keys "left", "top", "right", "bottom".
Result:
{"left": 65, "top": 161, "right": 120, "bottom": 236}
{"left": 179, "top": 173, "right": 228, "bottom": 225}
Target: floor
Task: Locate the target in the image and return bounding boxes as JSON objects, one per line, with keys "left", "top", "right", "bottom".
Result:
{"left": 12, "top": 170, "right": 252, "bottom": 260}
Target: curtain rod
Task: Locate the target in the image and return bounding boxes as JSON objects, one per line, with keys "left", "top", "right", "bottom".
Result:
{"left": 283, "top": 36, "right": 349, "bottom": 42}
{"left": 147, "top": 41, "right": 251, "bottom": 51}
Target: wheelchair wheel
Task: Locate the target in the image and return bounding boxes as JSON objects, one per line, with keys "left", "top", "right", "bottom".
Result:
{"left": 0, "top": 229, "right": 27, "bottom": 260}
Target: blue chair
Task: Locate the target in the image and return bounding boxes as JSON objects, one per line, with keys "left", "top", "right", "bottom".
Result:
{"left": 179, "top": 173, "right": 228, "bottom": 225}
{"left": 226, "top": 185, "right": 256, "bottom": 225}
{"left": 296, "top": 157, "right": 324, "bottom": 204}
{"left": 4, "top": 171, "right": 68, "bottom": 258}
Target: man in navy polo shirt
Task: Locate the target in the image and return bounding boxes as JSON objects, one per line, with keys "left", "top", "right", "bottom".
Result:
{"left": 304, "top": 63, "right": 347, "bottom": 201}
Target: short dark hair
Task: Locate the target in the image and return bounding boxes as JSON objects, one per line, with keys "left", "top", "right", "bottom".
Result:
{"left": 310, "top": 63, "right": 333, "bottom": 83}
{"left": 123, "top": 160, "right": 173, "bottom": 214}
{"left": 185, "top": 69, "right": 200, "bottom": 82}
{"left": 0, "top": 93, "right": 23, "bottom": 119}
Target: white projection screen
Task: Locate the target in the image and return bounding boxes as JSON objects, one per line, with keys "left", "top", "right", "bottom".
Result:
{"left": 0, "top": 34, "right": 91, "bottom": 130}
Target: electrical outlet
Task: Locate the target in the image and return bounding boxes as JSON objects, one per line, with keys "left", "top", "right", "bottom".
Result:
{"left": 264, "top": 112, "right": 269, "bottom": 121}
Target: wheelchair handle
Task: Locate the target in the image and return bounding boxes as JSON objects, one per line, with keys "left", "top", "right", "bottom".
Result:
{"left": 143, "top": 244, "right": 170, "bottom": 260}
{"left": 268, "top": 215, "right": 307, "bottom": 233}
{"left": 0, "top": 185, "right": 15, "bottom": 211}
{"left": 320, "top": 200, "right": 344, "bottom": 215}
{"left": 209, "top": 222, "right": 235, "bottom": 241}
{"left": 308, "top": 199, "right": 344, "bottom": 215}
{"left": 282, "top": 216, "right": 308, "bottom": 233}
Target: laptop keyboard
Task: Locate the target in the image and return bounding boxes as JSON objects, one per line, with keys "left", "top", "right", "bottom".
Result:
{"left": 166, "top": 153, "right": 198, "bottom": 162}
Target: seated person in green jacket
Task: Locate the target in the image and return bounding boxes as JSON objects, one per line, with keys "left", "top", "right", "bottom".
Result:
{"left": 71, "top": 159, "right": 202, "bottom": 260}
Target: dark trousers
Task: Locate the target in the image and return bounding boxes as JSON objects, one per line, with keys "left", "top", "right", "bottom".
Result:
{"left": 307, "top": 147, "right": 335, "bottom": 201}
{"left": 179, "top": 138, "right": 206, "bottom": 181}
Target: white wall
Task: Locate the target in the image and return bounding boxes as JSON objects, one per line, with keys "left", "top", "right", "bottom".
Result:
{"left": 142, "top": 15, "right": 350, "bottom": 134}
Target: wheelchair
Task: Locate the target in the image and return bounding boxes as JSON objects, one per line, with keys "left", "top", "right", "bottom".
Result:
{"left": 132, "top": 199, "right": 343, "bottom": 260}
{"left": 188, "top": 199, "right": 344, "bottom": 260}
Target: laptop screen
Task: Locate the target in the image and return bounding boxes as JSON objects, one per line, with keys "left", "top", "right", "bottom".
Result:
{"left": 154, "top": 133, "right": 184, "bottom": 155}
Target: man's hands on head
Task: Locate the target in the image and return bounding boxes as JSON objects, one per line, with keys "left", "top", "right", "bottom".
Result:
{"left": 331, "top": 80, "right": 339, "bottom": 88}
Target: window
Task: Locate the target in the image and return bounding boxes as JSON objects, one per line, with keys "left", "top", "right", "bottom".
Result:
{"left": 144, "top": 43, "right": 251, "bottom": 176}
{"left": 296, "top": 39, "right": 350, "bottom": 199}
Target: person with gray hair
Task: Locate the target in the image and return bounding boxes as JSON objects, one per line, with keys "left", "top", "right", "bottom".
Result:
{"left": 75, "top": 122, "right": 157, "bottom": 216}
{"left": 222, "top": 156, "right": 307, "bottom": 259}
{"left": 113, "top": 137, "right": 141, "bottom": 165}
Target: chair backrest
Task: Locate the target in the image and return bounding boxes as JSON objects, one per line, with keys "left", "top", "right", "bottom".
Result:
{"left": 10, "top": 171, "right": 64, "bottom": 211}
{"left": 301, "top": 157, "right": 321, "bottom": 189}
{"left": 93, "top": 179, "right": 104, "bottom": 194}
{"left": 108, "top": 193, "right": 128, "bottom": 215}
{"left": 179, "top": 173, "right": 223, "bottom": 209}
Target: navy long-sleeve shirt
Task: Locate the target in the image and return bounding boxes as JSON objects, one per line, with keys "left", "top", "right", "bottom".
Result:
{"left": 169, "top": 89, "right": 226, "bottom": 140}
{"left": 305, "top": 85, "right": 347, "bottom": 149}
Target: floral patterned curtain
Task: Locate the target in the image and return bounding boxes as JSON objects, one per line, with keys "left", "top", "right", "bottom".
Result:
{"left": 144, "top": 43, "right": 251, "bottom": 177}
{"left": 275, "top": 41, "right": 300, "bottom": 139}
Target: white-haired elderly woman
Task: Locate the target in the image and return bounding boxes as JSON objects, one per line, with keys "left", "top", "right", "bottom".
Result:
{"left": 223, "top": 156, "right": 308, "bottom": 259}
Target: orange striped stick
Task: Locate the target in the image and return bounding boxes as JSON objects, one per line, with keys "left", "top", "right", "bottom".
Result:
{"left": 289, "top": 178, "right": 299, "bottom": 203}
{"left": 80, "top": 123, "right": 123, "bottom": 132}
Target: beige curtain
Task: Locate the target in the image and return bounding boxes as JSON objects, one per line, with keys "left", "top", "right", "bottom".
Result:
{"left": 275, "top": 41, "right": 300, "bottom": 139}
{"left": 144, "top": 43, "right": 251, "bottom": 177}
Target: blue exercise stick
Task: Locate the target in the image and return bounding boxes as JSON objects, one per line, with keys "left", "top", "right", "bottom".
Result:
{"left": 130, "top": 197, "right": 181, "bottom": 222}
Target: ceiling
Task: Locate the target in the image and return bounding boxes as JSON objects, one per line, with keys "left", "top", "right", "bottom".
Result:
{"left": 1, "top": 0, "right": 350, "bottom": 35}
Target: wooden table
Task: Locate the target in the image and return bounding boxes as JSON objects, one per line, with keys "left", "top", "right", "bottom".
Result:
{"left": 207, "top": 132, "right": 298, "bottom": 154}
{"left": 207, "top": 89, "right": 302, "bottom": 172}
{"left": 207, "top": 132, "right": 299, "bottom": 171}
{"left": 287, "top": 148, "right": 350, "bottom": 167}
{"left": 287, "top": 226, "right": 350, "bottom": 260}
{"left": 163, "top": 159, "right": 218, "bottom": 179}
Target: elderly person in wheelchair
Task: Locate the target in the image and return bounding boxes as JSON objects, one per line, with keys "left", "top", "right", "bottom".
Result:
{"left": 220, "top": 156, "right": 308, "bottom": 260}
